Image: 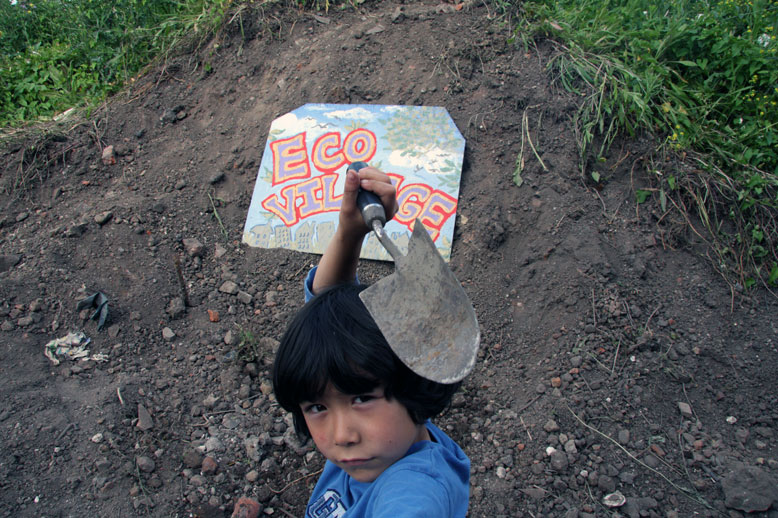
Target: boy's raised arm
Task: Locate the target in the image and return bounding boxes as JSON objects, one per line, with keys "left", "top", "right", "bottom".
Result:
{"left": 311, "top": 164, "right": 398, "bottom": 295}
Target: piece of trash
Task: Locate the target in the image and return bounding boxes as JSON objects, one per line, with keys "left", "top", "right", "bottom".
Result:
{"left": 726, "top": 416, "right": 737, "bottom": 424}
{"left": 44, "top": 331, "right": 108, "bottom": 365}
{"left": 602, "top": 491, "right": 626, "bottom": 508}
{"left": 76, "top": 291, "right": 109, "bottom": 330}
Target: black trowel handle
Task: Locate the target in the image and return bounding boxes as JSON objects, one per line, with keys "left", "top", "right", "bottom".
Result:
{"left": 349, "top": 161, "right": 387, "bottom": 231}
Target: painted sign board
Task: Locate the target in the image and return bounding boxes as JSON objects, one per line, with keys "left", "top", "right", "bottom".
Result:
{"left": 242, "top": 104, "right": 465, "bottom": 262}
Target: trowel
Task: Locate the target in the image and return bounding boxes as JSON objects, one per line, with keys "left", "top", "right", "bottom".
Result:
{"left": 351, "top": 162, "right": 480, "bottom": 384}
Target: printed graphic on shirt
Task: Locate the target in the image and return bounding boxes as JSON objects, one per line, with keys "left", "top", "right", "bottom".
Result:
{"left": 307, "top": 489, "right": 347, "bottom": 518}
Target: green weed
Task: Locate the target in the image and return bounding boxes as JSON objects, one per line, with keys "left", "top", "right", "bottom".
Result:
{"left": 236, "top": 326, "right": 261, "bottom": 363}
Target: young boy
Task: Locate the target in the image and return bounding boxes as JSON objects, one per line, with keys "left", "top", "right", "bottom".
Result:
{"left": 272, "top": 165, "right": 470, "bottom": 517}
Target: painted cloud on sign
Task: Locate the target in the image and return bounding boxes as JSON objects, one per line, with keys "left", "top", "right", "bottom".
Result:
{"left": 388, "top": 147, "right": 460, "bottom": 175}
{"left": 324, "top": 107, "right": 375, "bottom": 121}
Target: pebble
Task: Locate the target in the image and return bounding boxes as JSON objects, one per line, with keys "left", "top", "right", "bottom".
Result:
{"left": 136, "top": 456, "right": 155, "bottom": 473}
{"left": 202, "top": 456, "right": 218, "bottom": 474}
{"left": 136, "top": 404, "right": 154, "bottom": 431}
{"left": 232, "top": 497, "right": 260, "bottom": 518}
{"left": 618, "top": 429, "right": 630, "bottom": 445}
{"left": 678, "top": 402, "right": 693, "bottom": 418}
{"left": 182, "top": 238, "right": 204, "bottom": 257}
{"left": 246, "top": 469, "right": 260, "bottom": 482}
{"left": 550, "top": 451, "right": 569, "bottom": 472}
{"left": 162, "top": 327, "right": 176, "bottom": 341}
{"left": 204, "top": 436, "right": 224, "bottom": 453}
{"left": 101, "top": 145, "right": 116, "bottom": 165}
{"left": 544, "top": 419, "right": 560, "bottom": 433}
{"left": 183, "top": 449, "right": 203, "bottom": 468}
{"left": 220, "top": 280, "right": 239, "bottom": 294}
{"left": 167, "top": 297, "right": 186, "bottom": 319}
{"left": 95, "top": 211, "right": 113, "bottom": 225}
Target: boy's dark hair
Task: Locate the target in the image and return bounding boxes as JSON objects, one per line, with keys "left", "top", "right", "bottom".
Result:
{"left": 273, "top": 283, "right": 461, "bottom": 438}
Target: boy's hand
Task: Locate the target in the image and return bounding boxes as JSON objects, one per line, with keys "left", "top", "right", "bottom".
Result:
{"left": 337, "top": 164, "right": 398, "bottom": 240}
{"left": 312, "top": 164, "right": 398, "bottom": 294}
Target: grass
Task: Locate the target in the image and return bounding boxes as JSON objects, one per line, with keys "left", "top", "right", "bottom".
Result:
{"left": 0, "top": 0, "right": 237, "bottom": 125}
{"left": 511, "top": 0, "right": 778, "bottom": 291}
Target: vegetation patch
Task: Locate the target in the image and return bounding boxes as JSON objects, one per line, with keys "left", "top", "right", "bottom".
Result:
{"left": 515, "top": 0, "right": 778, "bottom": 290}
{"left": 0, "top": 0, "right": 238, "bottom": 125}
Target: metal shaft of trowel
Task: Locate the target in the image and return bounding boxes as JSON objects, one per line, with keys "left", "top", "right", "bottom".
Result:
{"left": 351, "top": 162, "right": 403, "bottom": 261}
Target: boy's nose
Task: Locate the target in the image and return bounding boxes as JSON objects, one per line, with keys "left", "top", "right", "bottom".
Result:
{"left": 332, "top": 412, "right": 359, "bottom": 446}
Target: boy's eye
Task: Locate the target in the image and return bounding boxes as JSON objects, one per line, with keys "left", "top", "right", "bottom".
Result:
{"left": 353, "top": 394, "right": 378, "bottom": 404}
{"left": 303, "top": 403, "right": 326, "bottom": 414}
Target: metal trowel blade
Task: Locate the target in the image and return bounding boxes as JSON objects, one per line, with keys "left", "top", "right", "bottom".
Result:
{"left": 359, "top": 220, "right": 480, "bottom": 384}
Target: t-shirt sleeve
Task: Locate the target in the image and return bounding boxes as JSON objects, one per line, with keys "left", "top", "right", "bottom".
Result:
{"left": 304, "top": 266, "right": 318, "bottom": 302}
{"left": 368, "top": 471, "right": 452, "bottom": 518}
{"left": 303, "top": 266, "right": 360, "bottom": 303}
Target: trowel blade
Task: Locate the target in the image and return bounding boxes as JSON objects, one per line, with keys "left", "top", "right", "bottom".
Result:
{"left": 359, "top": 220, "right": 480, "bottom": 384}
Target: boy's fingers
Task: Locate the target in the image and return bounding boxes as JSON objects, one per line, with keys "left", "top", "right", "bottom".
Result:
{"left": 357, "top": 168, "right": 398, "bottom": 219}
{"left": 340, "top": 169, "right": 360, "bottom": 209}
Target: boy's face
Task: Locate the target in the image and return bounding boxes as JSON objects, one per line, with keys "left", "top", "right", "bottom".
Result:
{"left": 301, "top": 383, "right": 430, "bottom": 483}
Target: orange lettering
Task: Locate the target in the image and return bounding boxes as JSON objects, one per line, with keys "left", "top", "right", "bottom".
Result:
{"left": 270, "top": 133, "right": 310, "bottom": 186}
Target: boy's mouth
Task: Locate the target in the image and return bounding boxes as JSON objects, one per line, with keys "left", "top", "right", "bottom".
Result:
{"left": 339, "top": 458, "right": 372, "bottom": 467}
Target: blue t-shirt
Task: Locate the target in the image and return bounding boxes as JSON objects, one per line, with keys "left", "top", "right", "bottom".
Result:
{"left": 302, "top": 267, "right": 470, "bottom": 517}
{"left": 305, "top": 421, "right": 470, "bottom": 518}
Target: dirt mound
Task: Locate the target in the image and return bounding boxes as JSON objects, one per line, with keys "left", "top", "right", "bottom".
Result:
{"left": 1, "top": 2, "right": 777, "bottom": 517}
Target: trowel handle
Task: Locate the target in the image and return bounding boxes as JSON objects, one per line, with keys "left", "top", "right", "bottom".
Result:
{"left": 349, "top": 161, "right": 387, "bottom": 230}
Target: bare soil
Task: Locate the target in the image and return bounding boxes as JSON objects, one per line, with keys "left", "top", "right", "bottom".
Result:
{"left": 1, "top": 2, "right": 777, "bottom": 517}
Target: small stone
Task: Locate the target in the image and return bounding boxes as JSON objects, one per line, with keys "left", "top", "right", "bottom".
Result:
{"left": 183, "top": 449, "right": 203, "bottom": 469}
{"left": 201, "top": 456, "right": 218, "bottom": 475}
{"left": 224, "top": 330, "right": 234, "bottom": 346}
{"left": 245, "top": 469, "right": 260, "bottom": 482}
{"left": 618, "top": 429, "right": 630, "bottom": 445}
{"left": 189, "top": 474, "right": 207, "bottom": 487}
{"left": 214, "top": 244, "right": 227, "bottom": 258}
{"left": 544, "top": 419, "right": 560, "bottom": 433}
{"left": 204, "top": 436, "right": 224, "bottom": 453}
{"left": 17, "top": 316, "right": 34, "bottom": 327}
{"left": 551, "top": 377, "right": 562, "bottom": 388}
{"left": 182, "top": 238, "right": 205, "bottom": 258}
{"left": 101, "top": 145, "right": 116, "bottom": 166}
{"left": 598, "top": 474, "right": 616, "bottom": 492}
{"left": 207, "top": 309, "right": 220, "bottom": 322}
{"left": 564, "top": 439, "right": 577, "bottom": 454}
{"left": 0, "top": 254, "right": 21, "bottom": 272}
{"left": 136, "top": 456, "right": 155, "bottom": 473}
{"left": 95, "top": 211, "right": 113, "bottom": 225}
{"left": 678, "top": 401, "right": 693, "bottom": 418}
{"left": 219, "top": 280, "right": 239, "bottom": 294}
{"left": 166, "top": 297, "right": 186, "bottom": 319}
{"left": 232, "top": 497, "right": 260, "bottom": 518}
{"left": 535, "top": 383, "right": 546, "bottom": 394}
{"left": 162, "top": 327, "right": 176, "bottom": 341}
{"left": 209, "top": 172, "right": 225, "bottom": 184}
{"left": 136, "top": 404, "right": 154, "bottom": 431}
{"left": 550, "top": 451, "right": 569, "bottom": 472}
{"left": 107, "top": 324, "right": 120, "bottom": 338}
{"left": 237, "top": 291, "right": 253, "bottom": 305}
